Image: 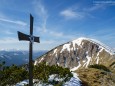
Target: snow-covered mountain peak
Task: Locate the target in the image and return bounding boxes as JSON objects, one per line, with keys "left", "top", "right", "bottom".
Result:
{"left": 61, "top": 37, "right": 114, "bottom": 55}
{"left": 71, "top": 37, "right": 114, "bottom": 55}
{"left": 35, "top": 37, "right": 115, "bottom": 71}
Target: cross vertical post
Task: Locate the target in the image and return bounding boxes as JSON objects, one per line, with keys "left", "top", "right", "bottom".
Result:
{"left": 17, "top": 14, "right": 40, "bottom": 86}
{"left": 29, "top": 14, "right": 33, "bottom": 86}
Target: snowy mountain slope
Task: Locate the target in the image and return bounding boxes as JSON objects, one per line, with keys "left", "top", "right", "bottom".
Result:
{"left": 35, "top": 37, "right": 115, "bottom": 71}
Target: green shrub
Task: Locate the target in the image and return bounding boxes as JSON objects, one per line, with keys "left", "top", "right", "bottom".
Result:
{"left": 88, "top": 64, "right": 110, "bottom": 72}
{"left": 0, "top": 64, "right": 28, "bottom": 86}
{"left": 0, "top": 61, "right": 72, "bottom": 85}
{"left": 33, "top": 62, "right": 73, "bottom": 85}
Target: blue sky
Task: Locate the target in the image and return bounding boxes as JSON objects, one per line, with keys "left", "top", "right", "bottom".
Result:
{"left": 0, "top": 0, "right": 115, "bottom": 50}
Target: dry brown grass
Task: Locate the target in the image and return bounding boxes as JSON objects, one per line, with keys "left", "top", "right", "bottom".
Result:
{"left": 76, "top": 68, "right": 115, "bottom": 86}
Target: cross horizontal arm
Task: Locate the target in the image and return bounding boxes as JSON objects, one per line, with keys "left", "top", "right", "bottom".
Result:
{"left": 18, "top": 31, "right": 30, "bottom": 41}
{"left": 17, "top": 31, "right": 40, "bottom": 43}
{"left": 33, "top": 36, "right": 40, "bottom": 43}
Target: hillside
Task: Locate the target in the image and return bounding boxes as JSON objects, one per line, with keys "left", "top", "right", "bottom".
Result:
{"left": 34, "top": 37, "right": 115, "bottom": 70}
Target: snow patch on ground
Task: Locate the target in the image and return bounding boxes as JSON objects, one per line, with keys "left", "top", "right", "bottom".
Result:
{"left": 83, "top": 60, "right": 86, "bottom": 62}
{"left": 96, "top": 56, "right": 99, "bottom": 64}
{"left": 60, "top": 43, "right": 71, "bottom": 53}
{"left": 16, "top": 72, "right": 81, "bottom": 86}
{"left": 53, "top": 49, "right": 58, "bottom": 57}
{"left": 72, "top": 38, "right": 83, "bottom": 50}
{"left": 38, "top": 57, "right": 44, "bottom": 63}
{"left": 76, "top": 57, "right": 80, "bottom": 60}
{"left": 96, "top": 48, "right": 103, "bottom": 64}
{"left": 70, "top": 61, "right": 81, "bottom": 71}
{"left": 83, "top": 55, "right": 91, "bottom": 68}
{"left": 48, "top": 74, "right": 63, "bottom": 82}
{"left": 34, "top": 60, "right": 37, "bottom": 65}
{"left": 16, "top": 80, "right": 29, "bottom": 86}
{"left": 64, "top": 72, "right": 81, "bottom": 86}
{"left": 72, "top": 38, "right": 83, "bottom": 46}
{"left": 53, "top": 49, "right": 57, "bottom": 54}
{"left": 57, "top": 62, "right": 60, "bottom": 66}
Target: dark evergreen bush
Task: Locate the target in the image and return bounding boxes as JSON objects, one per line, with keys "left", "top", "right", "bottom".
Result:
{"left": 0, "top": 61, "right": 72, "bottom": 86}
{"left": 0, "top": 62, "right": 28, "bottom": 86}
{"left": 88, "top": 64, "right": 110, "bottom": 72}
{"left": 33, "top": 62, "right": 73, "bottom": 85}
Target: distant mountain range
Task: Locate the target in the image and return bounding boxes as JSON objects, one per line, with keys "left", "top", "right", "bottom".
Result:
{"left": 0, "top": 50, "right": 47, "bottom": 66}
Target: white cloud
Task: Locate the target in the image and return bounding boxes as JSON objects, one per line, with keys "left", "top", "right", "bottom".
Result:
{"left": 0, "top": 37, "right": 29, "bottom": 50}
{"left": 5, "top": 31, "right": 14, "bottom": 35}
{"left": 93, "top": 0, "right": 115, "bottom": 6}
{"left": 0, "top": 17, "right": 27, "bottom": 26}
{"left": 1, "top": 30, "right": 14, "bottom": 35}
{"left": 33, "top": 0, "right": 48, "bottom": 33}
{"left": 89, "top": 5, "right": 105, "bottom": 11}
{"left": 0, "top": 37, "right": 19, "bottom": 44}
{"left": 83, "top": 4, "right": 107, "bottom": 12}
{"left": 33, "top": 0, "right": 66, "bottom": 39}
{"left": 49, "top": 31, "right": 63, "bottom": 37}
{"left": 60, "top": 9, "right": 84, "bottom": 20}
{"left": 41, "top": 40, "right": 56, "bottom": 44}
{"left": 60, "top": 2, "right": 112, "bottom": 20}
{"left": 83, "top": 1, "right": 115, "bottom": 12}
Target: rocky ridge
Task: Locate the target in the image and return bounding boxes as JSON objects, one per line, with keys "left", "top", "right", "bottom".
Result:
{"left": 34, "top": 37, "right": 115, "bottom": 71}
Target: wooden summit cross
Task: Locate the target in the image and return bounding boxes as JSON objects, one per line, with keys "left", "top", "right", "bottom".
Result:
{"left": 17, "top": 14, "right": 40, "bottom": 86}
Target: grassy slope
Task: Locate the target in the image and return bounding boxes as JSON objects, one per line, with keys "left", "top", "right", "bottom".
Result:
{"left": 76, "top": 67, "right": 115, "bottom": 86}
